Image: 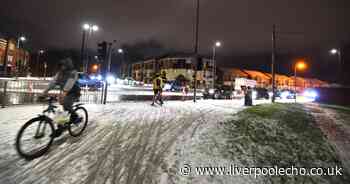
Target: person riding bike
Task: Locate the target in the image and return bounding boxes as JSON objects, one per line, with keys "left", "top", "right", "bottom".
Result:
{"left": 41, "top": 58, "right": 81, "bottom": 136}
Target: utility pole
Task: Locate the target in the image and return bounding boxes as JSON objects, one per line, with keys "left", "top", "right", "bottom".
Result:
{"left": 271, "top": 24, "right": 276, "bottom": 103}
{"left": 193, "top": 0, "right": 200, "bottom": 103}
{"left": 80, "top": 30, "right": 86, "bottom": 71}
{"left": 103, "top": 42, "right": 113, "bottom": 105}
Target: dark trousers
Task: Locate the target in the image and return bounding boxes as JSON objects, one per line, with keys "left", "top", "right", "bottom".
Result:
{"left": 63, "top": 93, "right": 79, "bottom": 112}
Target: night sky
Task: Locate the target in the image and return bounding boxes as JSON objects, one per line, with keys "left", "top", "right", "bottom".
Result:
{"left": 1, "top": 0, "right": 350, "bottom": 81}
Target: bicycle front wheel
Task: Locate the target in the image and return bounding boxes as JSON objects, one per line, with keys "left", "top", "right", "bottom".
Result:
{"left": 68, "top": 106, "right": 88, "bottom": 137}
{"left": 15, "top": 116, "right": 55, "bottom": 160}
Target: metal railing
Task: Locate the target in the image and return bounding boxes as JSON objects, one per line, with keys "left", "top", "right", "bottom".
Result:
{"left": 1, "top": 79, "right": 104, "bottom": 107}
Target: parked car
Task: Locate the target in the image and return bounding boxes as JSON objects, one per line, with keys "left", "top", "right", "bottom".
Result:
{"left": 253, "top": 87, "right": 269, "bottom": 99}
{"left": 164, "top": 81, "right": 182, "bottom": 92}
{"left": 78, "top": 73, "right": 103, "bottom": 89}
{"left": 203, "top": 86, "right": 233, "bottom": 99}
{"left": 279, "top": 89, "right": 296, "bottom": 99}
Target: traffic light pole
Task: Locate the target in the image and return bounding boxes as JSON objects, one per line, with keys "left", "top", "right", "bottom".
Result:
{"left": 271, "top": 24, "right": 276, "bottom": 103}
{"left": 103, "top": 42, "right": 113, "bottom": 105}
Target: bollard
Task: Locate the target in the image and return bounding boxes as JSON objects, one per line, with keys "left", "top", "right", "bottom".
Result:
{"left": 2, "top": 81, "right": 8, "bottom": 108}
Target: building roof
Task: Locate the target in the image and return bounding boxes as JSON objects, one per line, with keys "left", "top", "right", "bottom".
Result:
{"left": 243, "top": 70, "right": 271, "bottom": 80}
{"left": 221, "top": 68, "right": 249, "bottom": 77}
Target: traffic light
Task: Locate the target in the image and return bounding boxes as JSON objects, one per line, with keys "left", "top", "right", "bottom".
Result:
{"left": 97, "top": 41, "right": 107, "bottom": 61}
{"left": 197, "top": 57, "right": 203, "bottom": 70}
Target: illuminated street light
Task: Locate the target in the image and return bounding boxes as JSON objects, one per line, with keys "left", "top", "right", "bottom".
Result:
{"left": 92, "top": 64, "right": 99, "bottom": 71}
{"left": 83, "top": 23, "right": 90, "bottom": 30}
{"left": 118, "top": 48, "right": 123, "bottom": 54}
{"left": 296, "top": 61, "right": 306, "bottom": 70}
{"left": 19, "top": 36, "right": 26, "bottom": 41}
{"left": 329, "top": 48, "right": 342, "bottom": 83}
{"left": 39, "top": 49, "right": 45, "bottom": 54}
{"left": 81, "top": 23, "right": 99, "bottom": 73}
{"left": 92, "top": 25, "right": 99, "bottom": 32}
{"left": 330, "top": 48, "right": 338, "bottom": 55}
{"left": 17, "top": 36, "right": 26, "bottom": 48}
{"left": 215, "top": 41, "right": 221, "bottom": 47}
{"left": 294, "top": 60, "right": 307, "bottom": 103}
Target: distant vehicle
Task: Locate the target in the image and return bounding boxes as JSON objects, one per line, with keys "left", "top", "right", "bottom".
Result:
{"left": 78, "top": 73, "right": 103, "bottom": 89}
{"left": 279, "top": 89, "right": 296, "bottom": 99}
{"left": 203, "top": 86, "right": 233, "bottom": 99}
{"left": 164, "top": 81, "right": 182, "bottom": 92}
{"left": 253, "top": 87, "right": 269, "bottom": 99}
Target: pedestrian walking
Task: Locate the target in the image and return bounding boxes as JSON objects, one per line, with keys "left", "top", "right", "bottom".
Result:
{"left": 182, "top": 83, "right": 189, "bottom": 101}
{"left": 151, "top": 73, "right": 163, "bottom": 106}
{"left": 246, "top": 86, "right": 253, "bottom": 106}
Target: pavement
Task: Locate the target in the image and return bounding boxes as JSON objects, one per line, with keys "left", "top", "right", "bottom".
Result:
{"left": 0, "top": 99, "right": 254, "bottom": 184}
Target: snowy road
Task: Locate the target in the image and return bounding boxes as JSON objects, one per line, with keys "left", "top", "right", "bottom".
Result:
{"left": 0, "top": 99, "right": 255, "bottom": 184}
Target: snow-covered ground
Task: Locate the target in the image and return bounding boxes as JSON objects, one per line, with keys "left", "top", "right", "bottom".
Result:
{"left": 0, "top": 99, "right": 290, "bottom": 184}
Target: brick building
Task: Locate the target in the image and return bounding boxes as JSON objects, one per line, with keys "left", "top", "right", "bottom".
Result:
{"left": 0, "top": 38, "right": 30, "bottom": 76}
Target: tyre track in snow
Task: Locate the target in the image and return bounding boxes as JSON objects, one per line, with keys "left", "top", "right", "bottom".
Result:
{"left": 0, "top": 100, "right": 244, "bottom": 184}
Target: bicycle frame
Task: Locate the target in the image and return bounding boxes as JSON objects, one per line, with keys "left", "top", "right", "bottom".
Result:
{"left": 34, "top": 97, "right": 57, "bottom": 138}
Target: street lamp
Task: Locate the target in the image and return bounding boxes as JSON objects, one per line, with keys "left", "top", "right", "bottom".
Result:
{"left": 294, "top": 60, "right": 307, "bottom": 103}
{"left": 17, "top": 36, "right": 26, "bottom": 48}
{"left": 92, "top": 64, "right": 99, "bottom": 72}
{"left": 329, "top": 48, "right": 342, "bottom": 83}
{"left": 36, "top": 49, "right": 45, "bottom": 77}
{"left": 81, "top": 23, "right": 99, "bottom": 73}
{"left": 117, "top": 48, "right": 125, "bottom": 77}
{"left": 212, "top": 41, "right": 221, "bottom": 89}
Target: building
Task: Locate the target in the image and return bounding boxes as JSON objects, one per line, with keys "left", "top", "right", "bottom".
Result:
{"left": 221, "top": 67, "right": 329, "bottom": 92}
{"left": 132, "top": 53, "right": 215, "bottom": 88}
{"left": 0, "top": 38, "right": 30, "bottom": 76}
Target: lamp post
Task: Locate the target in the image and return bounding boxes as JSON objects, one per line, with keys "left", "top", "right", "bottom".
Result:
{"left": 17, "top": 36, "right": 26, "bottom": 48}
{"left": 212, "top": 41, "right": 221, "bottom": 89}
{"left": 81, "top": 23, "right": 99, "bottom": 73}
{"left": 294, "top": 61, "right": 306, "bottom": 103}
{"left": 117, "top": 49, "right": 125, "bottom": 77}
{"left": 15, "top": 36, "right": 26, "bottom": 77}
{"left": 36, "top": 50, "right": 44, "bottom": 77}
{"left": 193, "top": 0, "right": 200, "bottom": 103}
{"left": 330, "top": 48, "right": 342, "bottom": 84}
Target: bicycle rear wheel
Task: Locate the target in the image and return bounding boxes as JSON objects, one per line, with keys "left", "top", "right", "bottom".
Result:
{"left": 16, "top": 116, "right": 55, "bottom": 160}
{"left": 68, "top": 106, "right": 88, "bottom": 137}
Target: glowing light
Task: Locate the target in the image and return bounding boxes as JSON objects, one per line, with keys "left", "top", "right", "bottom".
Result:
{"left": 296, "top": 61, "right": 306, "bottom": 70}
{"left": 83, "top": 24, "right": 90, "bottom": 30}
{"left": 106, "top": 75, "right": 116, "bottom": 84}
{"left": 215, "top": 41, "right": 221, "bottom": 47}
{"left": 330, "top": 49, "right": 338, "bottom": 55}
{"left": 92, "top": 25, "right": 99, "bottom": 31}
{"left": 92, "top": 64, "right": 98, "bottom": 71}
{"left": 303, "top": 89, "right": 318, "bottom": 99}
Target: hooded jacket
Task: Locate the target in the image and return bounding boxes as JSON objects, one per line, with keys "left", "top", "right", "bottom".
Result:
{"left": 44, "top": 58, "right": 80, "bottom": 95}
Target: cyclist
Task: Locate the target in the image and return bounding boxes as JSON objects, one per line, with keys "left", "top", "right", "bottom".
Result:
{"left": 41, "top": 58, "right": 81, "bottom": 137}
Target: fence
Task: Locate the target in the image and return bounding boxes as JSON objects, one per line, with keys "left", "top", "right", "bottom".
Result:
{"left": 1, "top": 79, "right": 104, "bottom": 107}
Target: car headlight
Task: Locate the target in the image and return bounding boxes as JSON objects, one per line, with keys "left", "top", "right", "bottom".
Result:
{"left": 281, "top": 91, "right": 290, "bottom": 99}
{"left": 303, "top": 90, "right": 318, "bottom": 99}
{"left": 106, "top": 75, "right": 116, "bottom": 84}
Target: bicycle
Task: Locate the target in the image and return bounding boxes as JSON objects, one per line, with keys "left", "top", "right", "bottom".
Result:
{"left": 15, "top": 96, "right": 88, "bottom": 160}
